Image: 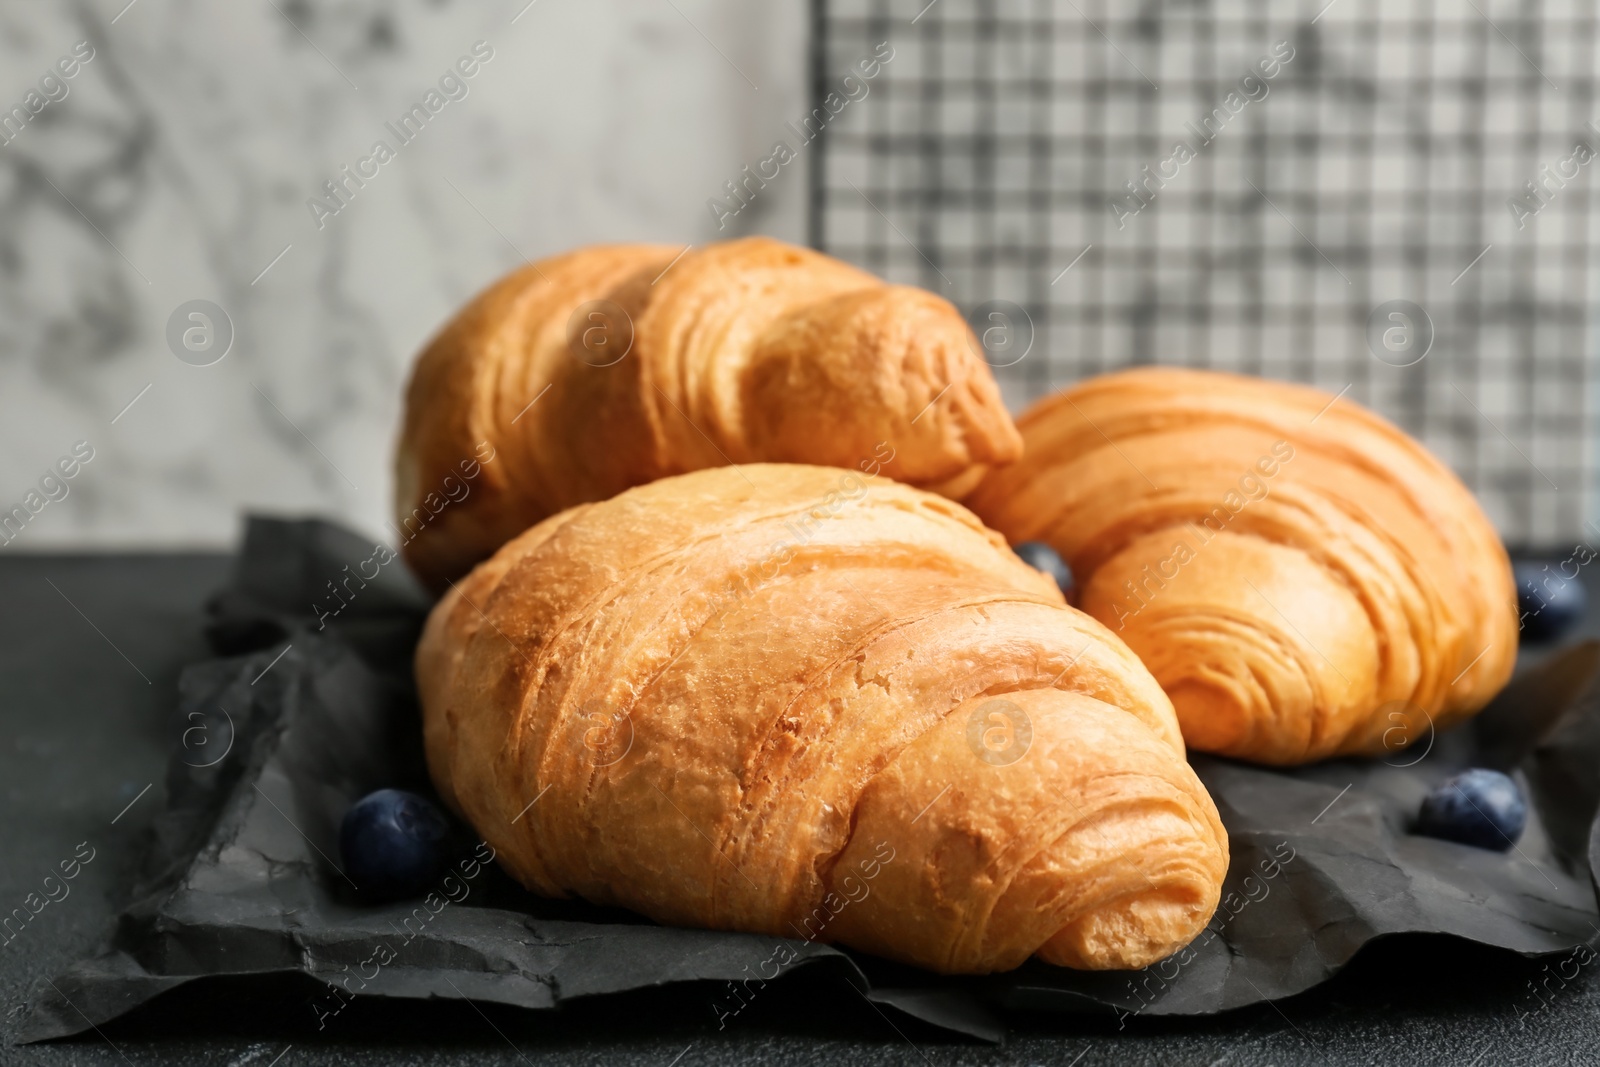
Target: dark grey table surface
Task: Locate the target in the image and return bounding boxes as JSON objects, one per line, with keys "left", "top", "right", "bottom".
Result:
{"left": 2, "top": 552, "right": 1597, "bottom": 1067}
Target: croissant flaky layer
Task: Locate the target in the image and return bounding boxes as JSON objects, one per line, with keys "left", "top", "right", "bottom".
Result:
{"left": 394, "top": 237, "right": 1022, "bottom": 591}
{"left": 417, "top": 464, "right": 1227, "bottom": 974}
{"left": 968, "top": 367, "right": 1518, "bottom": 765}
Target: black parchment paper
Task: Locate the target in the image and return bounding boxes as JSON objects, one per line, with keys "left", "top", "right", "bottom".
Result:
{"left": 21, "top": 517, "right": 1600, "bottom": 1042}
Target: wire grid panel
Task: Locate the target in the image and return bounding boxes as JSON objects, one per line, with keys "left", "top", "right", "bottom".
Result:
{"left": 811, "top": 0, "right": 1600, "bottom": 548}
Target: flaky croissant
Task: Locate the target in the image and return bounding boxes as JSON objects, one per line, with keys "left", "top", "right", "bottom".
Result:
{"left": 968, "top": 367, "right": 1517, "bottom": 766}
{"left": 394, "top": 237, "right": 1022, "bottom": 591}
{"left": 417, "top": 464, "right": 1227, "bottom": 974}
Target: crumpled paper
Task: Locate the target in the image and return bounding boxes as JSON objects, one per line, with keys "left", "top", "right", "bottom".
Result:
{"left": 21, "top": 517, "right": 1600, "bottom": 1042}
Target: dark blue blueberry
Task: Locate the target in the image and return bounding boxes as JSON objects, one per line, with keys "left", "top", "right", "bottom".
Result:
{"left": 1514, "top": 560, "right": 1586, "bottom": 643}
{"left": 1414, "top": 768, "right": 1527, "bottom": 851}
{"left": 339, "top": 788, "right": 450, "bottom": 899}
{"left": 1014, "top": 541, "right": 1075, "bottom": 601}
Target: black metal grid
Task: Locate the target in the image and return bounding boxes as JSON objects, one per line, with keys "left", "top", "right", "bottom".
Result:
{"left": 810, "top": 0, "right": 1600, "bottom": 549}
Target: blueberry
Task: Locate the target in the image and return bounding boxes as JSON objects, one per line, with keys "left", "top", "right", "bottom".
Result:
{"left": 1414, "top": 768, "right": 1527, "bottom": 851}
{"left": 1514, "top": 560, "right": 1586, "bottom": 643}
{"left": 339, "top": 788, "right": 451, "bottom": 899}
{"left": 1014, "top": 541, "right": 1075, "bottom": 600}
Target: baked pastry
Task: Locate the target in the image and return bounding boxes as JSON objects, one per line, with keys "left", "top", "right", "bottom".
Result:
{"left": 968, "top": 367, "right": 1518, "bottom": 765}
{"left": 394, "top": 237, "right": 1022, "bottom": 591}
{"left": 417, "top": 464, "right": 1227, "bottom": 974}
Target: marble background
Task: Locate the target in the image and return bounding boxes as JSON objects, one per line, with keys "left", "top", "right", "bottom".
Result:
{"left": 0, "top": 0, "right": 808, "bottom": 549}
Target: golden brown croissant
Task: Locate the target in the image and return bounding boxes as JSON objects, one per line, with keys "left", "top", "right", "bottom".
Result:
{"left": 968, "top": 367, "right": 1518, "bottom": 766}
{"left": 394, "top": 237, "right": 1022, "bottom": 591}
{"left": 417, "top": 464, "right": 1227, "bottom": 974}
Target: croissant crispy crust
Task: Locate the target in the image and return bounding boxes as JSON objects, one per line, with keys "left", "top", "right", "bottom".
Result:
{"left": 417, "top": 463, "right": 1227, "bottom": 974}
{"left": 967, "top": 367, "right": 1517, "bottom": 765}
{"left": 396, "top": 237, "right": 1021, "bottom": 591}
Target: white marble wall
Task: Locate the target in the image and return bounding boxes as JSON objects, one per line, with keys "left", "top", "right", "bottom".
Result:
{"left": 0, "top": 0, "right": 808, "bottom": 549}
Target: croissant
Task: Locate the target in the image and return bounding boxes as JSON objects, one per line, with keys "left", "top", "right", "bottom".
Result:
{"left": 417, "top": 464, "right": 1227, "bottom": 973}
{"left": 394, "top": 237, "right": 1022, "bottom": 591}
{"left": 967, "top": 367, "right": 1518, "bottom": 765}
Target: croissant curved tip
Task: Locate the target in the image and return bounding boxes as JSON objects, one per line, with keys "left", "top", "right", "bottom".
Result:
{"left": 1037, "top": 883, "right": 1223, "bottom": 971}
